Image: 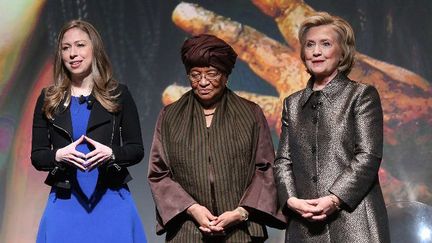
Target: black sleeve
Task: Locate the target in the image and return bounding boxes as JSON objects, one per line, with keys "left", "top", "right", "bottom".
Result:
{"left": 31, "top": 89, "right": 58, "bottom": 171}
{"left": 109, "top": 85, "right": 144, "bottom": 167}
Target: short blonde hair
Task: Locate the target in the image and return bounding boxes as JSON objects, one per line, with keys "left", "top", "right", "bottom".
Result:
{"left": 298, "top": 12, "right": 356, "bottom": 75}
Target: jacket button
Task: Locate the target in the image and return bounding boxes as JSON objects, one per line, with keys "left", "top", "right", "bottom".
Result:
{"left": 311, "top": 146, "right": 316, "bottom": 154}
{"left": 312, "top": 116, "right": 318, "bottom": 124}
{"left": 312, "top": 176, "right": 318, "bottom": 182}
{"left": 311, "top": 104, "right": 317, "bottom": 109}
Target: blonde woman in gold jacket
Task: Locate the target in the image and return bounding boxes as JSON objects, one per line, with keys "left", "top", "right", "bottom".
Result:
{"left": 274, "top": 12, "right": 390, "bottom": 243}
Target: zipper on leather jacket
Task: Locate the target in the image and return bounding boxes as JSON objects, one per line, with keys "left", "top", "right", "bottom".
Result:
{"left": 52, "top": 123, "right": 73, "bottom": 143}
{"left": 51, "top": 123, "right": 73, "bottom": 175}
{"left": 109, "top": 115, "right": 121, "bottom": 171}
{"left": 110, "top": 115, "right": 115, "bottom": 146}
{"left": 50, "top": 166, "right": 58, "bottom": 175}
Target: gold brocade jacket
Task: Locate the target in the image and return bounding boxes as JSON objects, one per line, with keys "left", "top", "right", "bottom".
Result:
{"left": 275, "top": 73, "right": 390, "bottom": 243}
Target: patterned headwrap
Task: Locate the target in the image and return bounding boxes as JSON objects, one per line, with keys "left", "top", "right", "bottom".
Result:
{"left": 181, "top": 34, "right": 237, "bottom": 75}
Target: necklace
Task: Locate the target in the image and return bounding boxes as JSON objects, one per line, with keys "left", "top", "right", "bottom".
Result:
{"left": 71, "top": 83, "right": 93, "bottom": 97}
{"left": 204, "top": 112, "right": 215, "bottom": 116}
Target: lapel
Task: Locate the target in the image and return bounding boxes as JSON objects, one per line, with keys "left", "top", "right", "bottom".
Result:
{"left": 319, "top": 73, "right": 350, "bottom": 102}
{"left": 299, "top": 78, "right": 315, "bottom": 108}
{"left": 52, "top": 104, "right": 73, "bottom": 138}
{"left": 86, "top": 97, "right": 112, "bottom": 132}
{"left": 299, "top": 72, "right": 349, "bottom": 108}
{"left": 51, "top": 95, "right": 112, "bottom": 137}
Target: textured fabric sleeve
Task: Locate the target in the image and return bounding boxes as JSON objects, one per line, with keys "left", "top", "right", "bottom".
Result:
{"left": 329, "top": 85, "right": 383, "bottom": 210}
{"left": 147, "top": 109, "right": 197, "bottom": 233}
{"left": 31, "top": 89, "right": 58, "bottom": 171}
{"left": 239, "top": 104, "right": 286, "bottom": 226}
{"left": 274, "top": 97, "right": 297, "bottom": 210}
{"left": 110, "top": 85, "right": 144, "bottom": 167}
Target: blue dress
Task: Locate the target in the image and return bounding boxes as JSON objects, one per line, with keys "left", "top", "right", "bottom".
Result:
{"left": 37, "top": 96, "right": 147, "bottom": 243}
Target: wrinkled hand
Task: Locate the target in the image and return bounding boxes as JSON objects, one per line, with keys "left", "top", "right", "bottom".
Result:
{"left": 186, "top": 204, "right": 218, "bottom": 233}
{"left": 84, "top": 136, "right": 113, "bottom": 171}
{"left": 55, "top": 135, "right": 86, "bottom": 170}
{"left": 287, "top": 197, "right": 324, "bottom": 221}
{"left": 309, "top": 195, "right": 341, "bottom": 221}
{"left": 210, "top": 209, "right": 244, "bottom": 232}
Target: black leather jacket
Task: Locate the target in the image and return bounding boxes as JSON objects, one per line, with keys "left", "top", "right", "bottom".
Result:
{"left": 31, "top": 84, "right": 144, "bottom": 197}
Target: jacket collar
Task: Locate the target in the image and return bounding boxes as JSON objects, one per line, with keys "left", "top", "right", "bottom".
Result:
{"left": 51, "top": 94, "right": 112, "bottom": 135}
{"left": 87, "top": 98, "right": 112, "bottom": 132}
{"left": 52, "top": 103, "right": 73, "bottom": 137}
{"left": 299, "top": 72, "right": 350, "bottom": 107}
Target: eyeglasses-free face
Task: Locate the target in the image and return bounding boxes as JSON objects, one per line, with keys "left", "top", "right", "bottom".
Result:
{"left": 303, "top": 25, "right": 342, "bottom": 82}
{"left": 61, "top": 27, "right": 94, "bottom": 80}
{"left": 188, "top": 66, "right": 227, "bottom": 107}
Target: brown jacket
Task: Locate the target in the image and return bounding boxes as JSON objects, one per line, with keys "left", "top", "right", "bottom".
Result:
{"left": 148, "top": 91, "right": 284, "bottom": 242}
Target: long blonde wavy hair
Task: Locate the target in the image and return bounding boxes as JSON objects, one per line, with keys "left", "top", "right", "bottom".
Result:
{"left": 43, "top": 20, "right": 120, "bottom": 119}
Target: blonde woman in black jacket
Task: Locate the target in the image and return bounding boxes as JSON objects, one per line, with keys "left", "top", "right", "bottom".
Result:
{"left": 31, "top": 20, "right": 146, "bottom": 243}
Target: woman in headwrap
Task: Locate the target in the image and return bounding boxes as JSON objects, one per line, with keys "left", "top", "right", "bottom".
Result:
{"left": 148, "top": 34, "right": 284, "bottom": 242}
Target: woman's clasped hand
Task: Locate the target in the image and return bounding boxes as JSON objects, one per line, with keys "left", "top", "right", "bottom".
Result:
{"left": 55, "top": 135, "right": 113, "bottom": 171}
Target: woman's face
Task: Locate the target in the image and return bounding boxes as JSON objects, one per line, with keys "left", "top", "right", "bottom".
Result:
{"left": 304, "top": 25, "right": 342, "bottom": 80}
{"left": 189, "top": 66, "right": 227, "bottom": 107}
{"left": 61, "top": 27, "right": 93, "bottom": 80}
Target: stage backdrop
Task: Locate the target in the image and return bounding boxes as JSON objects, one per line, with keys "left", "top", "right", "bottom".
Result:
{"left": 0, "top": 1, "right": 431, "bottom": 242}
